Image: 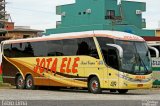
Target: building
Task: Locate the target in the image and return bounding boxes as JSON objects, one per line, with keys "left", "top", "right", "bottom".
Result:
{"left": 0, "top": 0, "right": 8, "bottom": 41}
{"left": 156, "top": 29, "right": 160, "bottom": 37}
{"left": 0, "top": 22, "right": 43, "bottom": 41}
{"left": 0, "top": 29, "right": 9, "bottom": 41}
{"left": 142, "top": 29, "right": 160, "bottom": 41}
{"left": 0, "top": 1, "right": 43, "bottom": 41}
{"left": 45, "top": 0, "right": 155, "bottom": 37}
{"left": 6, "top": 27, "right": 43, "bottom": 39}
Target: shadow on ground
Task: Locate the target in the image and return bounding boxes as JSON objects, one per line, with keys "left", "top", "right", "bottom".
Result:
{"left": 8, "top": 86, "right": 151, "bottom": 95}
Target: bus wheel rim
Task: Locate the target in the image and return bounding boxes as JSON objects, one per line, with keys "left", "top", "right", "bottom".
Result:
{"left": 27, "top": 79, "right": 32, "bottom": 87}
{"left": 91, "top": 80, "right": 98, "bottom": 91}
{"left": 18, "top": 78, "right": 23, "bottom": 87}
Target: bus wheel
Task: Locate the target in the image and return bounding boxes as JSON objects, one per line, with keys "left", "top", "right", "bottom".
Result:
{"left": 88, "top": 77, "right": 102, "bottom": 94}
{"left": 118, "top": 89, "right": 128, "bottom": 94}
{"left": 16, "top": 75, "right": 25, "bottom": 89}
{"left": 25, "top": 75, "right": 35, "bottom": 90}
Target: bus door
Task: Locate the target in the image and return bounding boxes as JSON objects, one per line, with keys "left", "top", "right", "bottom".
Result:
{"left": 105, "top": 45, "right": 121, "bottom": 89}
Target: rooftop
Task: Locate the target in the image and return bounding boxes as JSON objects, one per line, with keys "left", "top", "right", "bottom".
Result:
{"left": 8, "top": 28, "right": 44, "bottom": 32}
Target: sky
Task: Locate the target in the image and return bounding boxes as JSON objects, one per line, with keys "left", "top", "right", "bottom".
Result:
{"left": 5, "top": 0, "right": 160, "bottom": 30}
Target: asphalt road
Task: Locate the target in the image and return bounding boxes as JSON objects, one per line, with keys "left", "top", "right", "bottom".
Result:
{"left": 0, "top": 88, "right": 160, "bottom": 100}
{"left": 0, "top": 88, "right": 160, "bottom": 106}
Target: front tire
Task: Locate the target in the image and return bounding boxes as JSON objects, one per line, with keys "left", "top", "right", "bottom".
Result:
{"left": 25, "top": 75, "right": 35, "bottom": 90}
{"left": 16, "top": 75, "right": 25, "bottom": 89}
{"left": 88, "top": 77, "right": 102, "bottom": 94}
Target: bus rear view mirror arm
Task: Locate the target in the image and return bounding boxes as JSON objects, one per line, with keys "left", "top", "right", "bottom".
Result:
{"left": 106, "top": 44, "right": 123, "bottom": 59}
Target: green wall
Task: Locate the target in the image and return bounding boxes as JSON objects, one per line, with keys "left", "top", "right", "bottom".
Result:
{"left": 58, "top": 0, "right": 106, "bottom": 28}
{"left": 121, "top": 1, "right": 146, "bottom": 29}
{"left": 45, "top": 0, "right": 155, "bottom": 37}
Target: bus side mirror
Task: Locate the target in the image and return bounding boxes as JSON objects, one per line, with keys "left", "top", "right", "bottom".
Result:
{"left": 106, "top": 44, "right": 123, "bottom": 59}
{"left": 148, "top": 46, "right": 159, "bottom": 58}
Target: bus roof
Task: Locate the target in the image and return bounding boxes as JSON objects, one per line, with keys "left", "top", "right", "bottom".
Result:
{"left": 2, "top": 30, "right": 144, "bottom": 44}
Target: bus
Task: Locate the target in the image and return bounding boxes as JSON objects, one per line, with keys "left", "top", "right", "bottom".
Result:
{"left": 0, "top": 36, "right": 10, "bottom": 82}
{"left": 1, "top": 30, "right": 152, "bottom": 94}
{"left": 147, "top": 41, "right": 160, "bottom": 85}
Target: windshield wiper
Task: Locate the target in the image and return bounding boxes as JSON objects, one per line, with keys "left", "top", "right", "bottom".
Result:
{"left": 137, "top": 53, "right": 149, "bottom": 74}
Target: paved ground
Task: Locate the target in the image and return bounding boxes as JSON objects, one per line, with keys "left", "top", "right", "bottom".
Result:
{"left": 0, "top": 88, "right": 160, "bottom": 100}
{"left": 0, "top": 88, "right": 160, "bottom": 106}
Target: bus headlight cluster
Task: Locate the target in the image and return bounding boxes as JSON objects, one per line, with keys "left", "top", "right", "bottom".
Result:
{"left": 117, "top": 74, "right": 135, "bottom": 82}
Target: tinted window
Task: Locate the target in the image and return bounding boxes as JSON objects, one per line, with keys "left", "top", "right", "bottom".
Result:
{"left": 63, "top": 39, "right": 78, "bottom": 56}
{"left": 77, "top": 38, "right": 99, "bottom": 59}
{"left": 47, "top": 40, "right": 63, "bottom": 56}
{"left": 97, "top": 37, "right": 114, "bottom": 56}
{"left": 4, "top": 44, "right": 11, "bottom": 57}
{"left": 31, "top": 41, "right": 48, "bottom": 57}
{"left": 22, "top": 42, "right": 34, "bottom": 57}
{"left": 4, "top": 38, "right": 99, "bottom": 58}
{"left": 97, "top": 37, "right": 114, "bottom": 64}
{"left": 11, "top": 43, "right": 23, "bottom": 57}
{"left": 97, "top": 37, "right": 114, "bottom": 47}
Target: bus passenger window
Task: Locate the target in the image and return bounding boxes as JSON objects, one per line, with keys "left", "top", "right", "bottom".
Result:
{"left": 77, "top": 38, "right": 99, "bottom": 59}
{"left": 31, "top": 41, "right": 48, "bottom": 57}
{"left": 47, "top": 40, "right": 63, "bottom": 56}
{"left": 77, "top": 41, "right": 89, "bottom": 55}
{"left": 4, "top": 44, "right": 11, "bottom": 57}
{"left": 11, "top": 43, "right": 22, "bottom": 57}
{"left": 23, "top": 43, "right": 34, "bottom": 57}
{"left": 63, "top": 39, "right": 78, "bottom": 56}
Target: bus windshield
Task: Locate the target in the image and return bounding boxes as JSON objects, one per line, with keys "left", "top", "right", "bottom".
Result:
{"left": 115, "top": 40, "right": 152, "bottom": 74}
{"left": 97, "top": 37, "right": 152, "bottom": 75}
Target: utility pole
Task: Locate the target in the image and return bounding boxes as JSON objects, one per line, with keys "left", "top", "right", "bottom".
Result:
{"left": 0, "top": 0, "right": 7, "bottom": 29}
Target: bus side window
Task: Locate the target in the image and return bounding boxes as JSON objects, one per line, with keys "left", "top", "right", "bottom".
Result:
{"left": 4, "top": 44, "right": 11, "bottom": 57}
{"left": 31, "top": 41, "right": 48, "bottom": 57}
{"left": 77, "top": 38, "right": 99, "bottom": 59}
{"left": 63, "top": 39, "right": 78, "bottom": 56}
{"left": 11, "top": 43, "right": 19, "bottom": 57}
{"left": 23, "top": 42, "right": 34, "bottom": 57}
{"left": 47, "top": 40, "right": 63, "bottom": 56}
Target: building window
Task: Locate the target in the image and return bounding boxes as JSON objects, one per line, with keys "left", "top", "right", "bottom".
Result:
{"left": 105, "top": 10, "right": 115, "bottom": 19}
